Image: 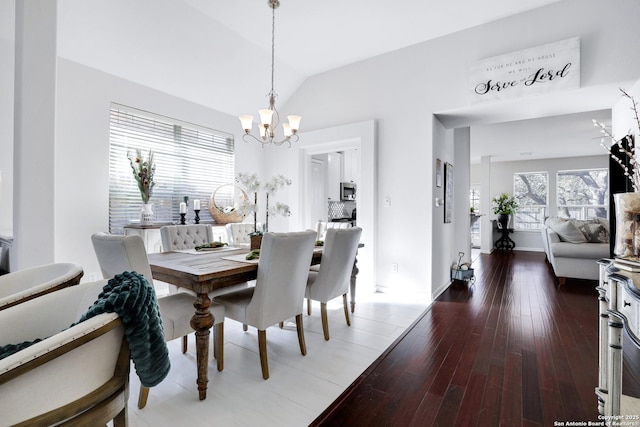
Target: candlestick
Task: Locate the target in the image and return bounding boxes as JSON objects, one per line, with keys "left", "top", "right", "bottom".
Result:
{"left": 193, "top": 199, "right": 201, "bottom": 210}
{"left": 194, "top": 209, "right": 200, "bottom": 224}
{"left": 180, "top": 213, "right": 186, "bottom": 225}
{"left": 179, "top": 202, "right": 187, "bottom": 214}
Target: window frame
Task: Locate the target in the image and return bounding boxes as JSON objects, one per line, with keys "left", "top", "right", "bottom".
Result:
{"left": 513, "top": 171, "right": 549, "bottom": 231}
{"left": 556, "top": 168, "right": 609, "bottom": 220}
{"left": 108, "top": 104, "right": 235, "bottom": 234}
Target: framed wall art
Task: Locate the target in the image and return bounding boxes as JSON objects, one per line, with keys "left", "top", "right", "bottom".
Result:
{"left": 444, "top": 162, "right": 454, "bottom": 223}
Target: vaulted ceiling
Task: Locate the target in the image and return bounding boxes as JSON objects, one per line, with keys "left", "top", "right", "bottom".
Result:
{"left": 52, "top": 0, "right": 612, "bottom": 162}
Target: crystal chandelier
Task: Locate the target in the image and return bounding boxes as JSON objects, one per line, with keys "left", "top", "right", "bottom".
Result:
{"left": 239, "top": 0, "right": 301, "bottom": 147}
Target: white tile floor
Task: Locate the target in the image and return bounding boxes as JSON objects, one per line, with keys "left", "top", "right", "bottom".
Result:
{"left": 122, "top": 291, "right": 429, "bottom": 427}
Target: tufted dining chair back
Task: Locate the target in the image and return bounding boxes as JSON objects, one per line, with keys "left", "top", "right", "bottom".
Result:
{"left": 225, "top": 222, "right": 262, "bottom": 245}
{"left": 160, "top": 225, "right": 214, "bottom": 251}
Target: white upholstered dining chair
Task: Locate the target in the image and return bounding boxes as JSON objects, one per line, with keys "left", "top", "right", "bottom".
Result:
{"left": 315, "top": 221, "right": 352, "bottom": 241}
{"left": 306, "top": 227, "right": 362, "bottom": 340}
{"left": 214, "top": 230, "right": 317, "bottom": 379}
{"left": 0, "top": 262, "right": 84, "bottom": 311}
{"left": 91, "top": 232, "right": 225, "bottom": 408}
{"left": 0, "top": 279, "right": 129, "bottom": 426}
{"left": 225, "top": 222, "right": 262, "bottom": 246}
{"left": 160, "top": 224, "right": 214, "bottom": 251}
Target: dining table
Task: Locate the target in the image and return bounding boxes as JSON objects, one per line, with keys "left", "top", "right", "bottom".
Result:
{"left": 147, "top": 244, "right": 362, "bottom": 401}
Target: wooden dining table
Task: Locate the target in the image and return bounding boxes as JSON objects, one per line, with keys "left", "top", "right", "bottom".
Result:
{"left": 147, "top": 244, "right": 362, "bottom": 401}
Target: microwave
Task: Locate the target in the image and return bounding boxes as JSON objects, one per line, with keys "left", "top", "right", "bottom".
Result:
{"left": 340, "top": 182, "right": 356, "bottom": 201}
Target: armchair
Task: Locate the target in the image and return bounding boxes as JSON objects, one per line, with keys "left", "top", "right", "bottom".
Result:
{"left": 0, "top": 262, "right": 83, "bottom": 311}
{"left": 0, "top": 279, "right": 130, "bottom": 426}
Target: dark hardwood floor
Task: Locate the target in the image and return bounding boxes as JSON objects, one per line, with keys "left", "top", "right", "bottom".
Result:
{"left": 311, "top": 251, "right": 600, "bottom": 426}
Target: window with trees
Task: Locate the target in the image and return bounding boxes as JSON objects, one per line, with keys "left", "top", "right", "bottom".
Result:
{"left": 556, "top": 169, "right": 608, "bottom": 219}
{"left": 514, "top": 172, "right": 548, "bottom": 230}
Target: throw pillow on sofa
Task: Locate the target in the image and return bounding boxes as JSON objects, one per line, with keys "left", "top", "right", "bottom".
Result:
{"left": 577, "top": 221, "right": 610, "bottom": 243}
{"left": 548, "top": 219, "right": 587, "bottom": 243}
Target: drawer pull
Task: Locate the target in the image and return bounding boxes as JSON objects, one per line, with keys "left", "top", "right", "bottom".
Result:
{"left": 624, "top": 300, "right": 631, "bottom": 307}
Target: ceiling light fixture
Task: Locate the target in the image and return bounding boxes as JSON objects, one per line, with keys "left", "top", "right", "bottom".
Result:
{"left": 239, "top": 0, "right": 301, "bottom": 147}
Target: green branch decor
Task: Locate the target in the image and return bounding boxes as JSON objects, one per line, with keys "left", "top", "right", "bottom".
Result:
{"left": 128, "top": 148, "right": 156, "bottom": 204}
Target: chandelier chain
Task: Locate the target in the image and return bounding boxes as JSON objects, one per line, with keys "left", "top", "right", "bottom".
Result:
{"left": 271, "top": 3, "right": 275, "bottom": 95}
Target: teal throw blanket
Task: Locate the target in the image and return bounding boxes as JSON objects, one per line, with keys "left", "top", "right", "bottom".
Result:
{"left": 0, "top": 271, "right": 170, "bottom": 388}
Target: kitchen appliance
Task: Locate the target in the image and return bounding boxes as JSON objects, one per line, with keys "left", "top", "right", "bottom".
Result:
{"left": 340, "top": 182, "right": 356, "bottom": 201}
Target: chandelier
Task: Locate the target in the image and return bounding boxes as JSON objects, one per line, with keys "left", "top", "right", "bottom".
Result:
{"left": 239, "top": 0, "right": 301, "bottom": 147}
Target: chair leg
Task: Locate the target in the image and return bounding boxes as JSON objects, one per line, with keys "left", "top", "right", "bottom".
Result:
{"left": 113, "top": 407, "right": 128, "bottom": 427}
{"left": 182, "top": 335, "right": 188, "bottom": 353}
{"left": 307, "top": 298, "right": 312, "bottom": 315}
{"left": 215, "top": 323, "right": 224, "bottom": 372}
{"left": 342, "top": 293, "right": 351, "bottom": 326}
{"left": 138, "top": 385, "right": 150, "bottom": 409}
{"left": 258, "top": 330, "right": 269, "bottom": 380}
{"left": 279, "top": 321, "right": 284, "bottom": 329}
{"left": 295, "top": 314, "right": 307, "bottom": 355}
{"left": 320, "top": 303, "right": 330, "bottom": 341}
{"left": 243, "top": 323, "right": 248, "bottom": 332}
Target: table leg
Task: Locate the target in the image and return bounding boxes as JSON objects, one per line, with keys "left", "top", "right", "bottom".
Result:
{"left": 190, "top": 293, "right": 214, "bottom": 400}
{"left": 350, "top": 254, "right": 360, "bottom": 313}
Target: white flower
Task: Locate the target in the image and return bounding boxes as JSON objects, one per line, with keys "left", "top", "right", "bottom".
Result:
{"left": 595, "top": 88, "right": 640, "bottom": 191}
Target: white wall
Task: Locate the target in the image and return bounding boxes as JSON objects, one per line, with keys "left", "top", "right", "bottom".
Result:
{"left": 471, "top": 155, "right": 608, "bottom": 251}
{"left": 52, "top": 59, "right": 263, "bottom": 280}
{"left": 5, "top": 0, "right": 640, "bottom": 299}
{"left": 0, "top": 0, "right": 15, "bottom": 238}
{"left": 279, "top": 0, "right": 640, "bottom": 300}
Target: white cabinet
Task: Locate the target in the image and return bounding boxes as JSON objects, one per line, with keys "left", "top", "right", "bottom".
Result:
{"left": 327, "top": 152, "right": 342, "bottom": 201}
{"left": 342, "top": 149, "right": 359, "bottom": 184}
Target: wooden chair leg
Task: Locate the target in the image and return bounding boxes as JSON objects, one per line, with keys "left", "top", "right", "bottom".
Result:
{"left": 138, "top": 385, "right": 150, "bottom": 409}
{"left": 296, "top": 314, "right": 307, "bottom": 355}
{"left": 215, "top": 323, "right": 224, "bottom": 372}
{"left": 243, "top": 323, "right": 248, "bottom": 332}
{"left": 182, "top": 335, "right": 188, "bottom": 353}
{"left": 342, "top": 293, "right": 351, "bottom": 326}
{"left": 258, "top": 330, "right": 269, "bottom": 379}
{"left": 279, "top": 321, "right": 284, "bottom": 328}
{"left": 307, "top": 298, "right": 312, "bottom": 315}
{"left": 113, "top": 407, "right": 128, "bottom": 427}
{"left": 320, "top": 303, "right": 330, "bottom": 341}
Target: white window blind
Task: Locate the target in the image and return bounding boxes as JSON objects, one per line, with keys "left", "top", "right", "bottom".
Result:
{"left": 109, "top": 104, "right": 235, "bottom": 234}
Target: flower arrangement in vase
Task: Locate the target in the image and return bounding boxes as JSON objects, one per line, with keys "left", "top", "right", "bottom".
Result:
{"left": 236, "top": 172, "right": 292, "bottom": 246}
{"left": 128, "top": 148, "right": 156, "bottom": 225}
{"left": 491, "top": 193, "right": 518, "bottom": 229}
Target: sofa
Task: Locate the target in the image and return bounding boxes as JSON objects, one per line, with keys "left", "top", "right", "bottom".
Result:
{"left": 540, "top": 217, "right": 610, "bottom": 286}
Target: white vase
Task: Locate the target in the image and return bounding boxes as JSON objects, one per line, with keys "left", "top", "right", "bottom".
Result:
{"left": 613, "top": 192, "right": 640, "bottom": 258}
{"left": 140, "top": 203, "right": 154, "bottom": 226}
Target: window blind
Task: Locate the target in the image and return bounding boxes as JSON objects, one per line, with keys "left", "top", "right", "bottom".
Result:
{"left": 109, "top": 104, "right": 235, "bottom": 234}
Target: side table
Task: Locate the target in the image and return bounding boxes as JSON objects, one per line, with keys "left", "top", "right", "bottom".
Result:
{"left": 494, "top": 227, "right": 515, "bottom": 251}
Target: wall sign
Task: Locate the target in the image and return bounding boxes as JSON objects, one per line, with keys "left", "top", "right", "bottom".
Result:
{"left": 469, "top": 37, "right": 580, "bottom": 104}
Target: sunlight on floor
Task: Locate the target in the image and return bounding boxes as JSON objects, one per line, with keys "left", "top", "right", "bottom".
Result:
{"left": 117, "top": 289, "right": 429, "bottom": 427}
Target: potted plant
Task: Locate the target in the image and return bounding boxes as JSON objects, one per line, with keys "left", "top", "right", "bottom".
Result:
{"left": 492, "top": 193, "right": 518, "bottom": 229}
{"left": 236, "top": 173, "right": 292, "bottom": 249}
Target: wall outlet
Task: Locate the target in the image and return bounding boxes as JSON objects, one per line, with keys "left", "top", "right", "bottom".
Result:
{"left": 392, "top": 263, "right": 398, "bottom": 273}
{"left": 384, "top": 197, "right": 391, "bottom": 208}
